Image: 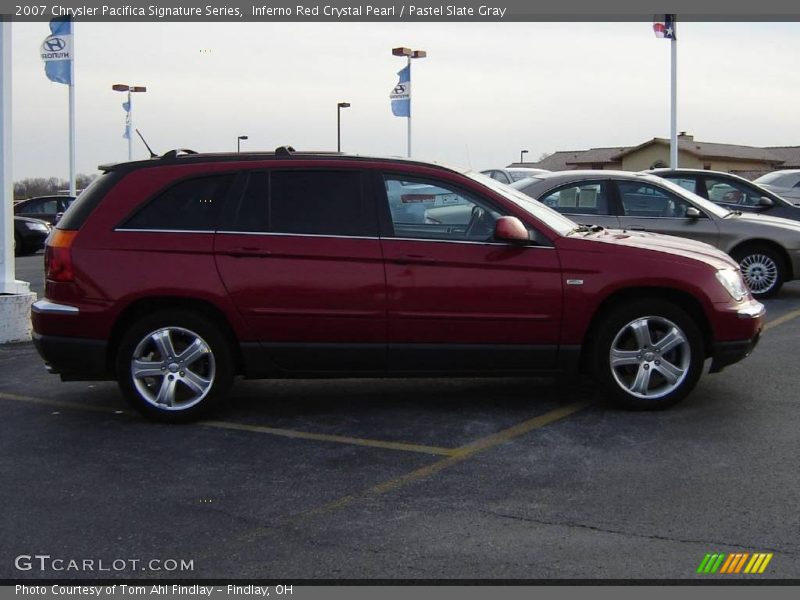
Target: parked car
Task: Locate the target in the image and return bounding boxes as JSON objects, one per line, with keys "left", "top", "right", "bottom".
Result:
{"left": 481, "top": 167, "right": 550, "bottom": 184}
{"left": 511, "top": 171, "right": 800, "bottom": 297}
{"left": 14, "top": 195, "right": 76, "bottom": 225}
{"left": 14, "top": 215, "right": 51, "bottom": 256}
{"left": 648, "top": 168, "right": 800, "bottom": 220}
{"left": 32, "top": 149, "right": 763, "bottom": 422}
{"left": 753, "top": 170, "right": 800, "bottom": 202}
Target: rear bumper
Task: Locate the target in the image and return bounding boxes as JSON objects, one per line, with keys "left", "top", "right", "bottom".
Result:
{"left": 32, "top": 333, "right": 112, "bottom": 381}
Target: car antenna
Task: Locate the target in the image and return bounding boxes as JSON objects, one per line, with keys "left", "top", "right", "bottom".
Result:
{"left": 136, "top": 129, "right": 158, "bottom": 158}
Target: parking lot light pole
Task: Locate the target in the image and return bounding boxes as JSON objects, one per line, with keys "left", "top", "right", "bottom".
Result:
{"left": 112, "top": 84, "right": 146, "bottom": 161}
{"left": 392, "top": 47, "right": 426, "bottom": 157}
{"left": 237, "top": 135, "right": 248, "bottom": 152}
{"left": 337, "top": 102, "right": 350, "bottom": 152}
{"left": 520, "top": 149, "right": 529, "bottom": 164}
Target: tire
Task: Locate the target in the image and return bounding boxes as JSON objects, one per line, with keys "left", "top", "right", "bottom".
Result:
{"left": 590, "top": 299, "right": 705, "bottom": 410}
{"left": 732, "top": 245, "right": 785, "bottom": 298}
{"left": 116, "top": 309, "right": 234, "bottom": 423}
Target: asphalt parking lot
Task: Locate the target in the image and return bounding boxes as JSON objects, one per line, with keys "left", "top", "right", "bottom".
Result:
{"left": 2, "top": 252, "right": 799, "bottom": 580}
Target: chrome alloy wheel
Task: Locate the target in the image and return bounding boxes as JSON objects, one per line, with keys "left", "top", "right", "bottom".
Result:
{"left": 739, "top": 253, "right": 779, "bottom": 295}
{"left": 609, "top": 316, "right": 691, "bottom": 400}
{"left": 130, "top": 327, "right": 216, "bottom": 411}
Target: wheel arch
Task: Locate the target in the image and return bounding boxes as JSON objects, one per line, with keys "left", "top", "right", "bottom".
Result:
{"left": 580, "top": 286, "right": 713, "bottom": 372}
{"left": 108, "top": 296, "right": 243, "bottom": 376}
{"left": 729, "top": 238, "right": 793, "bottom": 280}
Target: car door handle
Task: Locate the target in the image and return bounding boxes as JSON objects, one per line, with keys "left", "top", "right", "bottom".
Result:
{"left": 393, "top": 254, "right": 436, "bottom": 265}
{"left": 222, "top": 247, "right": 272, "bottom": 258}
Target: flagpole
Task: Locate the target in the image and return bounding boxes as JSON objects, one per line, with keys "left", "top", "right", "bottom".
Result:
{"left": 669, "top": 18, "right": 678, "bottom": 168}
{"left": 406, "top": 55, "right": 411, "bottom": 158}
{"left": 68, "top": 25, "right": 75, "bottom": 196}
{"left": 127, "top": 90, "right": 132, "bottom": 161}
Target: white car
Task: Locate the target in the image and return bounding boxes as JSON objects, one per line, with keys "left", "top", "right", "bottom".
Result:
{"left": 481, "top": 167, "right": 550, "bottom": 185}
{"left": 753, "top": 170, "right": 800, "bottom": 202}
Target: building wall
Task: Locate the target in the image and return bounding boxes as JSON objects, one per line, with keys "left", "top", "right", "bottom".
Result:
{"left": 620, "top": 145, "right": 702, "bottom": 171}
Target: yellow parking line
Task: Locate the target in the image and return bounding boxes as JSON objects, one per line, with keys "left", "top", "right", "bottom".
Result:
{"left": 764, "top": 307, "right": 800, "bottom": 331}
{"left": 0, "top": 391, "right": 454, "bottom": 457}
{"left": 198, "top": 419, "right": 456, "bottom": 457}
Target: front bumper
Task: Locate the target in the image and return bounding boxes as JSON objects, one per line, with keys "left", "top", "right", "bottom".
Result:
{"left": 709, "top": 300, "right": 764, "bottom": 373}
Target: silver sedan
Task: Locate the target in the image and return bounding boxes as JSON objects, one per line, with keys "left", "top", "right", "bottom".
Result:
{"left": 510, "top": 170, "right": 800, "bottom": 297}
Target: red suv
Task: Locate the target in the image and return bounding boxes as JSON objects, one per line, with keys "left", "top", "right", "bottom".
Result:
{"left": 32, "top": 149, "right": 765, "bottom": 422}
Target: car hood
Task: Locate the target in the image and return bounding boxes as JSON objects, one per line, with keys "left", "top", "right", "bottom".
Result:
{"left": 14, "top": 215, "right": 50, "bottom": 226}
{"left": 572, "top": 227, "right": 738, "bottom": 270}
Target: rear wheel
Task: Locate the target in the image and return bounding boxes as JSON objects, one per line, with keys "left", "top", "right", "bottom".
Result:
{"left": 116, "top": 310, "right": 234, "bottom": 422}
{"left": 590, "top": 300, "right": 705, "bottom": 410}
{"left": 732, "top": 245, "right": 785, "bottom": 298}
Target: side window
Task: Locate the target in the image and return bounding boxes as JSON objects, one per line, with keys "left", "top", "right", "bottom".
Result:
{"left": 704, "top": 177, "right": 761, "bottom": 206}
{"left": 28, "top": 199, "right": 58, "bottom": 214}
{"left": 540, "top": 182, "right": 610, "bottom": 216}
{"left": 228, "top": 171, "right": 269, "bottom": 232}
{"left": 122, "top": 175, "right": 233, "bottom": 231}
{"left": 383, "top": 175, "right": 502, "bottom": 242}
{"left": 269, "top": 170, "right": 366, "bottom": 236}
{"left": 493, "top": 171, "right": 511, "bottom": 184}
{"left": 667, "top": 177, "right": 698, "bottom": 194}
{"left": 618, "top": 181, "right": 697, "bottom": 218}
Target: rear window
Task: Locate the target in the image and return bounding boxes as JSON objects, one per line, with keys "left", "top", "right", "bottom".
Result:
{"left": 121, "top": 175, "right": 233, "bottom": 231}
{"left": 57, "top": 172, "right": 121, "bottom": 231}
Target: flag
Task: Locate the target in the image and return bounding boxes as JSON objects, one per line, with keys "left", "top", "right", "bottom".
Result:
{"left": 40, "top": 17, "right": 73, "bottom": 85}
{"left": 122, "top": 100, "right": 131, "bottom": 139}
{"left": 390, "top": 64, "right": 410, "bottom": 117}
{"left": 653, "top": 14, "right": 676, "bottom": 40}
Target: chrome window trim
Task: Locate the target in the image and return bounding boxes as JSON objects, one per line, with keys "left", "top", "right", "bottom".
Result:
{"left": 216, "top": 231, "right": 379, "bottom": 240}
{"left": 114, "top": 228, "right": 216, "bottom": 234}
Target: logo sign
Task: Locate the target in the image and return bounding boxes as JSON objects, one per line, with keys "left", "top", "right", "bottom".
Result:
{"left": 697, "top": 552, "right": 773, "bottom": 574}
{"left": 40, "top": 34, "right": 72, "bottom": 61}
{"left": 390, "top": 82, "right": 410, "bottom": 101}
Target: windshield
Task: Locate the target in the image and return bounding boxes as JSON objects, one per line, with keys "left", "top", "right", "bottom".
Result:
{"left": 507, "top": 170, "right": 542, "bottom": 181}
{"left": 467, "top": 171, "right": 577, "bottom": 236}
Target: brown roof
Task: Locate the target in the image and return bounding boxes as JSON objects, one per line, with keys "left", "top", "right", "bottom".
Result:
{"left": 613, "top": 137, "right": 785, "bottom": 163}
{"left": 764, "top": 146, "right": 800, "bottom": 168}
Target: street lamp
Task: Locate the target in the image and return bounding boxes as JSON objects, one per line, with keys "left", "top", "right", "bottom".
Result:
{"left": 337, "top": 102, "right": 350, "bottom": 152}
{"left": 392, "top": 46, "right": 426, "bottom": 157}
{"left": 237, "top": 135, "right": 248, "bottom": 153}
{"left": 112, "top": 84, "right": 147, "bottom": 161}
{"left": 520, "top": 149, "right": 529, "bottom": 164}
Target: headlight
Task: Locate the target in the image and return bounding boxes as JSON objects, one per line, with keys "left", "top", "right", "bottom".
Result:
{"left": 716, "top": 268, "right": 748, "bottom": 301}
{"left": 25, "top": 221, "right": 50, "bottom": 232}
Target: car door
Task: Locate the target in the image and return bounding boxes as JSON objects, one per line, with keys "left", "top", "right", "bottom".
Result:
{"left": 537, "top": 180, "right": 620, "bottom": 229}
{"left": 614, "top": 180, "right": 720, "bottom": 247}
{"left": 377, "top": 171, "right": 563, "bottom": 373}
{"left": 214, "top": 168, "right": 386, "bottom": 373}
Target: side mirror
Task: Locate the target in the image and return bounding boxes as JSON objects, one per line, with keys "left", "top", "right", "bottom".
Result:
{"left": 494, "top": 216, "right": 530, "bottom": 243}
{"left": 686, "top": 207, "right": 702, "bottom": 219}
{"left": 758, "top": 196, "right": 775, "bottom": 207}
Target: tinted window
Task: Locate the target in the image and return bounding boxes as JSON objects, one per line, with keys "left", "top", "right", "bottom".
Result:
{"left": 25, "top": 199, "right": 59, "bottom": 214}
{"left": 665, "top": 176, "right": 698, "bottom": 194}
{"left": 228, "top": 172, "right": 269, "bottom": 232}
{"left": 269, "top": 170, "right": 365, "bottom": 236}
{"left": 618, "top": 182, "right": 697, "bottom": 218}
{"left": 540, "top": 182, "right": 610, "bottom": 216}
{"left": 58, "top": 172, "right": 122, "bottom": 231}
{"left": 383, "top": 175, "right": 502, "bottom": 242}
{"left": 122, "top": 175, "right": 233, "bottom": 231}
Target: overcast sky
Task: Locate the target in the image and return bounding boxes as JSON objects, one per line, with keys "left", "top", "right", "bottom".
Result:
{"left": 9, "top": 21, "right": 800, "bottom": 179}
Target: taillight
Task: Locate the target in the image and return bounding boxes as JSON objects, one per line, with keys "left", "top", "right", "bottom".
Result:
{"left": 45, "top": 230, "right": 78, "bottom": 282}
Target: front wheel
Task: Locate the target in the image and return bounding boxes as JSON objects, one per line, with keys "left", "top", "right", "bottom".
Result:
{"left": 732, "top": 245, "right": 785, "bottom": 298}
{"left": 590, "top": 300, "right": 705, "bottom": 410}
{"left": 116, "top": 310, "right": 234, "bottom": 422}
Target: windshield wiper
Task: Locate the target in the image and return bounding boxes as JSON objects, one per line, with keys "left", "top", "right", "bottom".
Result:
{"left": 571, "top": 224, "right": 605, "bottom": 234}
{"left": 724, "top": 210, "right": 743, "bottom": 218}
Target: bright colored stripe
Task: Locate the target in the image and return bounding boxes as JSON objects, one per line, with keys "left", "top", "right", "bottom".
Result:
{"left": 744, "top": 554, "right": 760, "bottom": 573}
{"left": 697, "top": 554, "right": 713, "bottom": 573}
{"left": 758, "top": 553, "right": 773, "bottom": 573}
{"left": 703, "top": 554, "right": 719, "bottom": 573}
{"left": 723, "top": 553, "right": 740, "bottom": 573}
{"left": 734, "top": 553, "right": 750, "bottom": 573}
{"left": 711, "top": 553, "right": 726, "bottom": 573}
{"left": 719, "top": 553, "right": 736, "bottom": 574}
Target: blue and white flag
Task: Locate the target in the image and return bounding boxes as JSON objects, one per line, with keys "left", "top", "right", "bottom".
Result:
{"left": 122, "top": 100, "right": 131, "bottom": 139}
{"left": 653, "top": 14, "right": 676, "bottom": 40}
{"left": 40, "top": 18, "right": 73, "bottom": 85}
{"left": 390, "top": 64, "right": 410, "bottom": 117}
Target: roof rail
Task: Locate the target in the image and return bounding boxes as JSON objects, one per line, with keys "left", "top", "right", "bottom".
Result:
{"left": 275, "top": 145, "right": 295, "bottom": 157}
{"left": 161, "top": 149, "right": 199, "bottom": 159}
